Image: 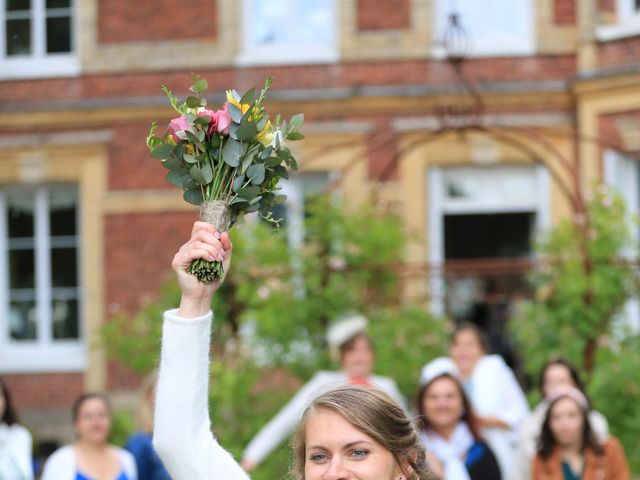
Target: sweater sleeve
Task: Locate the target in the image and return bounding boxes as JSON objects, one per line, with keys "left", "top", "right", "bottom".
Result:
{"left": 241, "top": 373, "right": 330, "bottom": 465}
{"left": 153, "top": 309, "right": 250, "bottom": 480}
{"left": 10, "top": 425, "right": 33, "bottom": 480}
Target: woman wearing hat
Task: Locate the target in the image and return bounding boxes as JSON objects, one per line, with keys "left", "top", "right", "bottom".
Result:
{"left": 421, "top": 323, "right": 529, "bottom": 479}
{"left": 240, "top": 313, "right": 405, "bottom": 472}
{"left": 532, "top": 386, "right": 630, "bottom": 480}
{"left": 417, "top": 358, "right": 501, "bottom": 480}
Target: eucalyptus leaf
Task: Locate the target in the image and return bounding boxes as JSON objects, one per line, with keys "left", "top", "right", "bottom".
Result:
{"left": 195, "top": 128, "right": 205, "bottom": 143}
{"left": 184, "top": 188, "right": 203, "bottom": 206}
{"left": 222, "top": 139, "right": 242, "bottom": 167}
{"left": 236, "top": 122, "right": 257, "bottom": 141}
{"left": 229, "top": 123, "right": 240, "bottom": 141}
{"left": 186, "top": 96, "right": 201, "bottom": 109}
{"left": 190, "top": 79, "right": 208, "bottom": 94}
{"left": 151, "top": 144, "right": 175, "bottom": 160}
{"left": 190, "top": 165, "right": 207, "bottom": 185}
{"left": 245, "top": 203, "right": 261, "bottom": 212}
{"left": 266, "top": 156, "right": 281, "bottom": 167}
{"left": 260, "top": 146, "right": 273, "bottom": 160}
{"left": 249, "top": 195, "right": 262, "bottom": 205}
{"left": 233, "top": 175, "right": 245, "bottom": 192}
{"left": 237, "top": 186, "right": 260, "bottom": 201}
{"left": 162, "top": 158, "right": 182, "bottom": 170}
{"left": 248, "top": 163, "right": 265, "bottom": 185}
{"left": 273, "top": 165, "right": 289, "bottom": 180}
{"left": 274, "top": 194, "right": 287, "bottom": 204}
{"left": 290, "top": 113, "right": 304, "bottom": 130}
{"left": 183, "top": 153, "right": 198, "bottom": 164}
{"left": 227, "top": 103, "right": 243, "bottom": 123}
{"left": 229, "top": 196, "right": 249, "bottom": 206}
{"left": 194, "top": 116, "right": 211, "bottom": 125}
{"left": 287, "top": 132, "right": 305, "bottom": 141}
{"left": 166, "top": 170, "right": 185, "bottom": 188}
{"left": 185, "top": 131, "right": 202, "bottom": 147}
{"left": 240, "top": 88, "right": 256, "bottom": 105}
{"left": 200, "top": 164, "right": 214, "bottom": 184}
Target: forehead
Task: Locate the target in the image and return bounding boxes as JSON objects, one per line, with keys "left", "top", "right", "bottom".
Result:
{"left": 305, "top": 408, "right": 372, "bottom": 446}
{"left": 550, "top": 397, "right": 582, "bottom": 414}
{"left": 78, "top": 398, "right": 109, "bottom": 413}
{"left": 545, "top": 364, "right": 572, "bottom": 380}
{"left": 426, "top": 376, "right": 459, "bottom": 395}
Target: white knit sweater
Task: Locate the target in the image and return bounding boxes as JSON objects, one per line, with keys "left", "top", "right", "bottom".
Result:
{"left": 153, "top": 309, "right": 250, "bottom": 480}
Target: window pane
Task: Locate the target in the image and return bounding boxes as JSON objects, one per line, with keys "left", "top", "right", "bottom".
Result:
{"left": 8, "top": 194, "right": 34, "bottom": 238}
{"left": 6, "top": 19, "right": 31, "bottom": 56}
{"left": 9, "top": 300, "right": 37, "bottom": 341}
{"left": 46, "top": 16, "right": 71, "bottom": 53}
{"left": 52, "top": 298, "right": 78, "bottom": 339}
{"left": 51, "top": 248, "right": 77, "bottom": 287}
{"left": 9, "top": 249, "right": 35, "bottom": 289}
{"left": 251, "top": 0, "right": 332, "bottom": 46}
{"left": 7, "top": 0, "right": 30, "bottom": 11}
{"left": 49, "top": 190, "right": 76, "bottom": 236}
{"left": 46, "top": 0, "right": 69, "bottom": 8}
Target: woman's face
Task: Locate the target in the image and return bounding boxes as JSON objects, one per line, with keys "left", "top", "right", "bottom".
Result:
{"left": 341, "top": 335, "right": 374, "bottom": 380}
{"left": 543, "top": 364, "right": 575, "bottom": 399}
{"left": 549, "top": 397, "right": 584, "bottom": 448}
{"left": 304, "top": 408, "right": 405, "bottom": 480}
{"left": 450, "top": 330, "right": 484, "bottom": 376}
{"left": 422, "top": 376, "right": 464, "bottom": 432}
{"left": 74, "top": 398, "right": 112, "bottom": 445}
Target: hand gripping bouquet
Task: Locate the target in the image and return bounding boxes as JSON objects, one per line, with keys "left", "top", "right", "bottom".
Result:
{"left": 147, "top": 76, "right": 303, "bottom": 283}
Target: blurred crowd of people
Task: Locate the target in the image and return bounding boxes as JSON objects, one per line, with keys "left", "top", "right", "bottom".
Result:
{"left": 0, "top": 316, "right": 631, "bottom": 479}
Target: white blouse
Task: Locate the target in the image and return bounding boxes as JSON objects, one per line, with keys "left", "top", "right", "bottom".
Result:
{"left": 153, "top": 309, "right": 250, "bottom": 480}
{"left": 0, "top": 423, "right": 33, "bottom": 480}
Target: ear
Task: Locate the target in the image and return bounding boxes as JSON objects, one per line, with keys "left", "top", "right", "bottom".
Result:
{"left": 395, "top": 452, "right": 416, "bottom": 480}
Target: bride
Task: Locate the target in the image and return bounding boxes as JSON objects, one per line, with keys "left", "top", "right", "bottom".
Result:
{"left": 152, "top": 221, "right": 432, "bottom": 480}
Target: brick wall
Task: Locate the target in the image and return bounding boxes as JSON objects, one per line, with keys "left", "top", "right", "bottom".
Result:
{"left": 108, "top": 123, "right": 174, "bottom": 190}
{"left": 598, "top": 0, "right": 616, "bottom": 14}
{"left": 597, "top": 35, "right": 640, "bottom": 70}
{"left": 3, "top": 373, "right": 83, "bottom": 409}
{"left": 357, "top": 0, "right": 411, "bottom": 31}
{"left": 98, "top": 0, "right": 217, "bottom": 44}
{"left": 0, "top": 56, "right": 577, "bottom": 108}
{"left": 366, "top": 118, "right": 400, "bottom": 180}
{"left": 554, "top": 0, "right": 576, "bottom": 25}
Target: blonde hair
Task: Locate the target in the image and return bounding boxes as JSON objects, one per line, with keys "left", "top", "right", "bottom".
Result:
{"left": 292, "top": 385, "right": 432, "bottom": 480}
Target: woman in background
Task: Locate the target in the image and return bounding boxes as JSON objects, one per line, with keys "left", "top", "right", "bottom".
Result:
{"left": 532, "top": 386, "right": 629, "bottom": 480}
{"left": 42, "top": 393, "right": 137, "bottom": 480}
{"left": 0, "top": 377, "right": 33, "bottom": 480}
{"left": 417, "top": 359, "right": 501, "bottom": 480}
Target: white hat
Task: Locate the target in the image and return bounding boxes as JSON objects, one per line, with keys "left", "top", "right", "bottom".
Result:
{"left": 419, "top": 357, "right": 459, "bottom": 387}
{"left": 547, "top": 385, "right": 589, "bottom": 410}
{"left": 326, "top": 313, "right": 368, "bottom": 353}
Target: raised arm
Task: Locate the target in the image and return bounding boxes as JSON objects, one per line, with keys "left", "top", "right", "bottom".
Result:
{"left": 153, "top": 222, "right": 249, "bottom": 480}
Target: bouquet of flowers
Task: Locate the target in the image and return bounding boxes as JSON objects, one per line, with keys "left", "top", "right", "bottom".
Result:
{"left": 146, "top": 75, "right": 303, "bottom": 283}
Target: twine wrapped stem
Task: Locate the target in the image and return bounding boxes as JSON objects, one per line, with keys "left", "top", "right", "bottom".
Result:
{"left": 187, "top": 200, "right": 231, "bottom": 283}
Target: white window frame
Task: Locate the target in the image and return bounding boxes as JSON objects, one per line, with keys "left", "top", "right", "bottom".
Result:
{"left": 432, "top": 0, "right": 535, "bottom": 58}
{"left": 604, "top": 149, "right": 640, "bottom": 333}
{"left": 236, "top": 0, "right": 338, "bottom": 66}
{"left": 0, "top": 185, "right": 85, "bottom": 373}
{"left": 427, "top": 165, "right": 550, "bottom": 315}
{"left": 597, "top": 0, "right": 640, "bottom": 41}
{"left": 0, "top": 0, "right": 79, "bottom": 80}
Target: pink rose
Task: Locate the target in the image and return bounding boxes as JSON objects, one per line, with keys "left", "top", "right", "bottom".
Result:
{"left": 168, "top": 116, "right": 192, "bottom": 142}
{"left": 215, "top": 107, "right": 231, "bottom": 134}
{"left": 196, "top": 109, "right": 217, "bottom": 137}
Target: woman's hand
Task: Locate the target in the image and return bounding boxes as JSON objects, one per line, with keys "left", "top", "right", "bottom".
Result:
{"left": 172, "top": 221, "right": 233, "bottom": 318}
{"left": 478, "top": 415, "right": 510, "bottom": 430}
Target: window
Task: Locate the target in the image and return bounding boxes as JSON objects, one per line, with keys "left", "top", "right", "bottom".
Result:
{"left": 0, "top": 185, "right": 84, "bottom": 372}
{"left": 597, "top": 0, "right": 640, "bottom": 40}
{"left": 0, "top": 0, "right": 78, "bottom": 79}
{"left": 433, "top": 0, "right": 534, "bottom": 57}
{"left": 237, "top": 0, "right": 337, "bottom": 65}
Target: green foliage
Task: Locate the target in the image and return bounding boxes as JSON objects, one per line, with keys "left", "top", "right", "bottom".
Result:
{"left": 108, "top": 409, "right": 135, "bottom": 447}
{"left": 512, "top": 186, "right": 640, "bottom": 473}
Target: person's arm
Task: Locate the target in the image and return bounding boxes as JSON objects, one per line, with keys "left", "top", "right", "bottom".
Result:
{"left": 481, "top": 356, "right": 529, "bottom": 430}
{"left": 241, "top": 373, "right": 330, "bottom": 469}
{"left": 153, "top": 223, "right": 249, "bottom": 480}
{"left": 606, "top": 437, "right": 631, "bottom": 480}
{"left": 125, "top": 434, "right": 151, "bottom": 480}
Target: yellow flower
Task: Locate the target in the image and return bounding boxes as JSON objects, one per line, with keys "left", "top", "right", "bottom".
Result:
{"left": 256, "top": 120, "right": 275, "bottom": 147}
{"left": 226, "top": 90, "right": 251, "bottom": 115}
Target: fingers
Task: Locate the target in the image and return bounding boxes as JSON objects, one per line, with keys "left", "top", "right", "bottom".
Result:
{"left": 220, "top": 231, "right": 233, "bottom": 253}
{"left": 173, "top": 222, "right": 232, "bottom": 270}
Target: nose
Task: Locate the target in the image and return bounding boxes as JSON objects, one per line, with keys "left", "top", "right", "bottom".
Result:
{"left": 322, "top": 457, "right": 350, "bottom": 480}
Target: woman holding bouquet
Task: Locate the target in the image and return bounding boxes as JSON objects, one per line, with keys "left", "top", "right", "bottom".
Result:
{"left": 153, "top": 222, "right": 430, "bottom": 480}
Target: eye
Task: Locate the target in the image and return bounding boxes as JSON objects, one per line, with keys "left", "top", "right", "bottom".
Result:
{"left": 350, "top": 449, "right": 370, "bottom": 459}
{"left": 309, "top": 453, "right": 329, "bottom": 463}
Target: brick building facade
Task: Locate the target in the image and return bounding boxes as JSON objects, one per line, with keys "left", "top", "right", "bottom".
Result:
{"left": 1, "top": 0, "right": 639, "bottom": 444}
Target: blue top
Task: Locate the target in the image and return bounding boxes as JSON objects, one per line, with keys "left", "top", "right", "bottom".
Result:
{"left": 76, "top": 472, "right": 129, "bottom": 480}
{"left": 125, "top": 432, "right": 171, "bottom": 480}
{"left": 561, "top": 461, "right": 582, "bottom": 480}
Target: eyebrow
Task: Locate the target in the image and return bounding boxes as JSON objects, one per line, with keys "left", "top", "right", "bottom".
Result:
{"left": 306, "top": 440, "right": 374, "bottom": 451}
